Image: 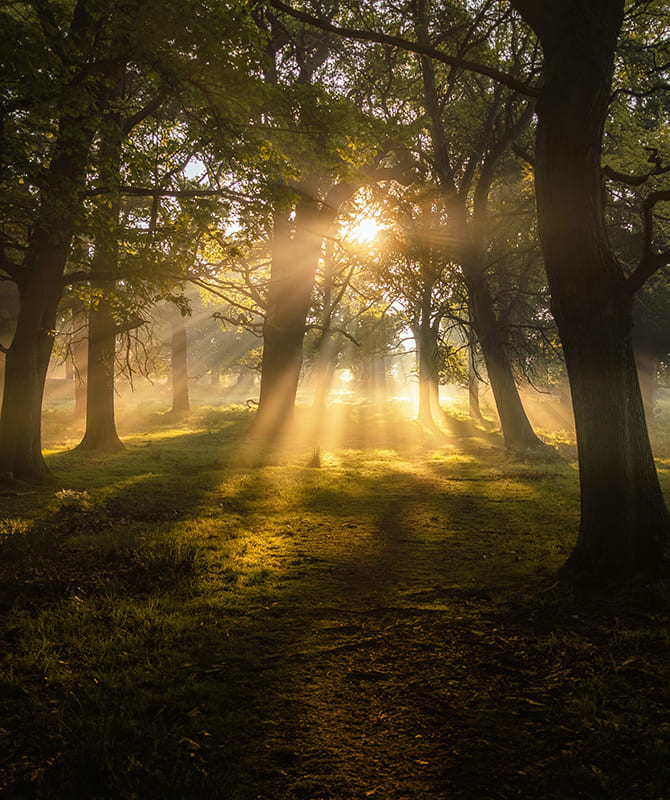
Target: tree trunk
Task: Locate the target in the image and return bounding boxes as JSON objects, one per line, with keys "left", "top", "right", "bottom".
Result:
{"left": 77, "top": 104, "right": 125, "bottom": 453}
{"left": 313, "top": 333, "right": 338, "bottom": 418}
{"left": 0, "top": 262, "right": 64, "bottom": 479}
{"left": 635, "top": 347, "right": 658, "bottom": 423}
{"left": 416, "top": 22, "right": 545, "bottom": 454}
{"left": 70, "top": 298, "right": 88, "bottom": 420}
{"left": 467, "top": 270, "right": 547, "bottom": 453}
{"left": 170, "top": 309, "right": 190, "bottom": 413}
{"left": 77, "top": 290, "right": 123, "bottom": 451}
{"left": 253, "top": 194, "right": 323, "bottom": 439}
{"left": 515, "top": 0, "right": 670, "bottom": 579}
{"left": 414, "top": 301, "right": 441, "bottom": 427}
{"left": 0, "top": 133, "right": 95, "bottom": 477}
{"left": 468, "top": 340, "right": 483, "bottom": 422}
{"left": 313, "top": 239, "right": 337, "bottom": 418}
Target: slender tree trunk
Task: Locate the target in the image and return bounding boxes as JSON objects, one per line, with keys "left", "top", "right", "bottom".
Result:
{"left": 468, "top": 339, "right": 483, "bottom": 422}
{"left": 416, "top": 17, "right": 545, "bottom": 454}
{"left": 70, "top": 298, "right": 88, "bottom": 420}
{"left": 513, "top": 0, "right": 670, "bottom": 578}
{"left": 313, "top": 240, "right": 337, "bottom": 417}
{"left": 313, "top": 334, "right": 338, "bottom": 417}
{"left": 77, "top": 290, "right": 123, "bottom": 451}
{"left": 467, "top": 270, "right": 546, "bottom": 453}
{"left": 170, "top": 309, "right": 190, "bottom": 413}
{"left": 414, "top": 305, "right": 441, "bottom": 427}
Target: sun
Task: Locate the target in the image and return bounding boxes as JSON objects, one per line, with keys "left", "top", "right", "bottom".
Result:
{"left": 349, "top": 216, "right": 380, "bottom": 244}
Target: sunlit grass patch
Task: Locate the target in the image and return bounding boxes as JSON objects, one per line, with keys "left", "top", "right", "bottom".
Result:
{"left": 3, "top": 404, "right": 670, "bottom": 798}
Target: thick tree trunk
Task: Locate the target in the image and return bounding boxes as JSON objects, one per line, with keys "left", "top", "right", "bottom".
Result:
{"left": 170, "top": 310, "right": 190, "bottom": 413}
{"left": 253, "top": 195, "right": 323, "bottom": 439}
{"left": 0, "top": 261, "right": 63, "bottom": 479}
{"left": 0, "top": 99, "right": 97, "bottom": 479}
{"left": 635, "top": 347, "right": 658, "bottom": 422}
{"left": 467, "top": 270, "right": 547, "bottom": 453}
{"left": 517, "top": 0, "right": 670, "bottom": 578}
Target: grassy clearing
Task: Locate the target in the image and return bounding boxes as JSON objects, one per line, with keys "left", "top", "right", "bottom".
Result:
{"left": 1, "top": 403, "right": 670, "bottom": 798}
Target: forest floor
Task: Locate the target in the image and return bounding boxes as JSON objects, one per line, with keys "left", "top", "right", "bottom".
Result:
{"left": 1, "top": 401, "right": 670, "bottom": 799}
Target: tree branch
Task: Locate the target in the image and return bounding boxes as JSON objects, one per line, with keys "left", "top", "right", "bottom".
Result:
{"left": 626, "top": 189, "right": 670, "bottom": 293}
{"left": 62, "top": 270, "right": 118, "bottom": 286}
{"left": 603, "top": 161, "right": 670, "bottom": 187}
{"left": 264, "top": 0, "right": 539, "bottom": 97}
{"left": 306, "top": 323, "right": 360, "bottom": 347}
{"left": 114, "top": 316, "right": 147, "bottom": 335}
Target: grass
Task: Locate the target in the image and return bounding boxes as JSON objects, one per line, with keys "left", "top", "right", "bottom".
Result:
{"left": 1, "top": 401, "right": 670, "bottom": 798}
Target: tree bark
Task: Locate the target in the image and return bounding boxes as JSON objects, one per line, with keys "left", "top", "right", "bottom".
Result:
{"left": 467, "top": 269, "right": 546, "bottom": 453}
{"left": 0, "top": 113, "right": 96, "bottom": 479}
{"left": 77, "top": 289, "right": 124, "bottom": 451}
{"left": 513, "top": 0, "right": 670, "bottom": 579}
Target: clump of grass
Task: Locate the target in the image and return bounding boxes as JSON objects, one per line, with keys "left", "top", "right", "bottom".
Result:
{"left": 52, "top": 488, "right": 91, "bottom": 513}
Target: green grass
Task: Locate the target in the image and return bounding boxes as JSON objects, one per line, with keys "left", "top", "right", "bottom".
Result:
{"left": 1, "top": 403, "right": 669, "bottom": 798}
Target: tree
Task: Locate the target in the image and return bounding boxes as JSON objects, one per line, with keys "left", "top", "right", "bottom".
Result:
{"left": 510, "top": 0, "right": 670, "bottom": 579}
{"left": 0, "top": 0, "right": 115, "bottom": 478}
{"left": 413, "top": 0, "right": 549, "bottom": 454}
{"left": 270, "top": 0, "right": 670, "bottom": 580}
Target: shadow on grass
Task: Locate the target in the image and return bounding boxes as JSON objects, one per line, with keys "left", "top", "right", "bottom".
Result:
{"left": 1, "top": 407, "right": 668, "bottom": 799}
